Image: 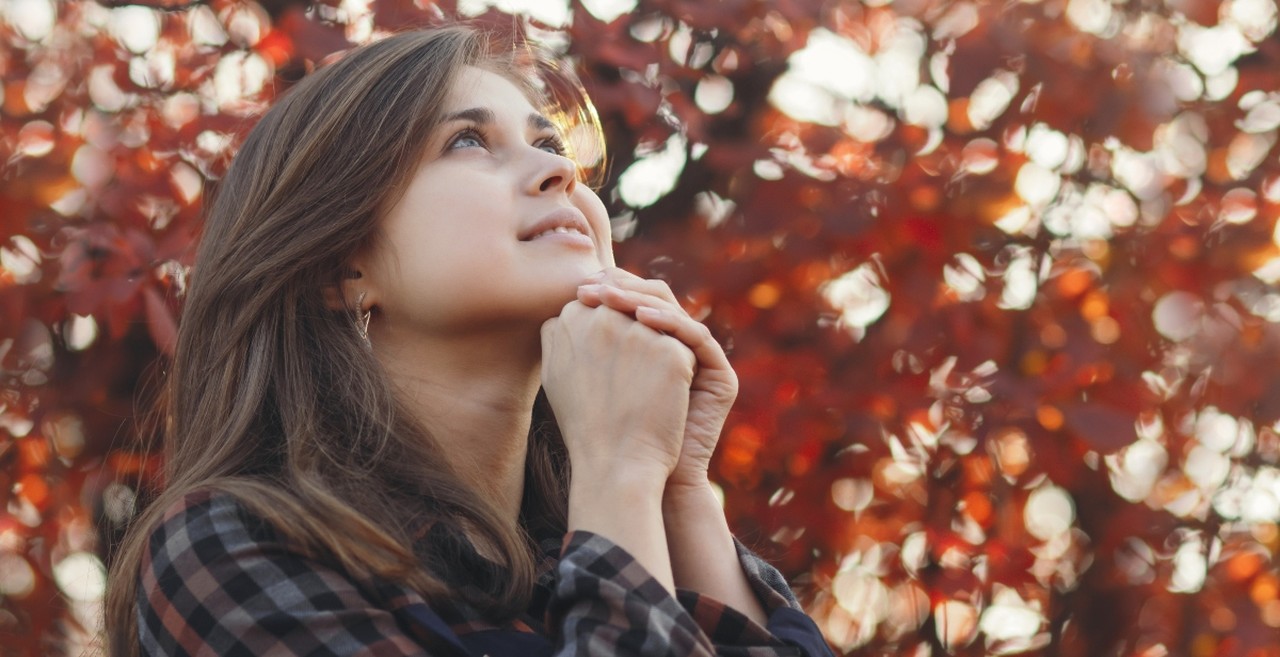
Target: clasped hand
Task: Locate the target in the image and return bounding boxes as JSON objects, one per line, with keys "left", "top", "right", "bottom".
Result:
{"left": 539, "top": 268, "right": 739, "bottom": 492}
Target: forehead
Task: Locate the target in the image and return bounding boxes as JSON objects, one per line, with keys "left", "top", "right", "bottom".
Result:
{"left": 445, "top": 66, "right": 540, "bottom": 116}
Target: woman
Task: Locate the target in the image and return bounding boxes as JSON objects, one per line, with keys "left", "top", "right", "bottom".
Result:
{"left": 104, "top": 25, "right": 831, "bottom": 657}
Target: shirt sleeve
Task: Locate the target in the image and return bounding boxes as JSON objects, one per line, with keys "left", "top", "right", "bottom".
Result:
{"left": 136, "top": 492, "right": 458, "bottom": 657}
{"left": 673, "top": 539, "right": 835, "bottom": 657}
{"left": 547, "top": 531, "right": 719, "bottom": 656}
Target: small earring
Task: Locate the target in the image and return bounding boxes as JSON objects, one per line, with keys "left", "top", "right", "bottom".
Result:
{"left": 355, "top": 291, "right": 372, "bottom": 349}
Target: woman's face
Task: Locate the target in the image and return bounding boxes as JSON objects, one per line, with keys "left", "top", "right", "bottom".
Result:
{"left": 355, "top": 65, "right": 615, "bottom": 338}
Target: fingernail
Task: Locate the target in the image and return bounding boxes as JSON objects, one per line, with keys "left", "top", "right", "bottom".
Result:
{"left": 578, "top": 283, "right": 603, "bottom": 293}
{"left": 585, "top": 271, "right": 606, "bottom": 282}
{"left": 636, "top": 306, "right": 663, "bottom": 318}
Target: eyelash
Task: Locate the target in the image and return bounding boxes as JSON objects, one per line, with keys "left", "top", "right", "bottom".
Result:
{"left": 447, "top": 127, "right": 567, "bottom": 156}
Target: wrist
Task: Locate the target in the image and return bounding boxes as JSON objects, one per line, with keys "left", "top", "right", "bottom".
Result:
{"left": 570, "top": 459, "right": 669, "bottom": 499}
{"left": 662, "top": 476, "right": 721, "bottom": 514}
{"left": 566, "top": 467, "right": 676, "bottom": 594}
{"left": 664, "top": 469, "right": 713, "bottom": 496}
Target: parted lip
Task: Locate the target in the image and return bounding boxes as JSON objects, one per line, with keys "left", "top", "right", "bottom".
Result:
{"left": 519, "top": 207, "right": 591, "bottom": 241}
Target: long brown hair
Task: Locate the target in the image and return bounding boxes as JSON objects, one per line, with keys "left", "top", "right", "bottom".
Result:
{"left": 104, "top": 25, "right": 601, "bottom": 655}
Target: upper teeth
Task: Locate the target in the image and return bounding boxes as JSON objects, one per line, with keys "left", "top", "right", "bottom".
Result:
{"left": 532, "top": 226, "right": 583, "bottom": 239}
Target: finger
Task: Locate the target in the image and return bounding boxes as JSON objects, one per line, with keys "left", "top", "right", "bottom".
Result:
{"left": 570, "top": 286, "right": 728, "bottom": 379}
{"left": 633, "top": 306, "right": 733, "bottom": 382}
{"left": 556, "top": 299, "right": 595, "bottom": 322}
{"left": 585, "top": 268, "right": 680, "bottom": 305}
{"left": 562, "top": 301, "right": 640, "bottom": 343}
{"left": 578, "top": 284, "right": 685, "bottom": 319}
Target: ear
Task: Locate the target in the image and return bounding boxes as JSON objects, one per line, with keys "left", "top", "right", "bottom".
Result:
{"left": 323, "top": 265, "right": 375, "bottom": 312}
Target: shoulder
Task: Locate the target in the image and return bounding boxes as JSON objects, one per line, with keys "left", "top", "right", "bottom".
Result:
{"left": 143, "top": 489, "right": 277, "bottom": 573}
{"left": 136, "top": 490, "right": 456, "bottom": 655}
{"left": 139, "top": 488, "right": 304, "bottom": 621}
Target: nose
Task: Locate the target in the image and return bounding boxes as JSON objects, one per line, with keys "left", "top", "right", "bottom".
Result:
{"left": 529, "top": 149, "right": 578, "bottom": 196}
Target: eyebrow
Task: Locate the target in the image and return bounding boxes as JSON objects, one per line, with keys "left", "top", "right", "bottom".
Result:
{"left": 441, "top": 107, "right": 556, "bottom": 133}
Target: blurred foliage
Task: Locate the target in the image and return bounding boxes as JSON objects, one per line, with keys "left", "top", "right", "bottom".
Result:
{"left": 3, "top": 0, "right": 1280, "bottom": 654}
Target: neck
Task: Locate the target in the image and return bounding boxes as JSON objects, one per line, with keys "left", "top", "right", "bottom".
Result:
{"left": 372, "top": 323, "right": 541, "bottom": 527}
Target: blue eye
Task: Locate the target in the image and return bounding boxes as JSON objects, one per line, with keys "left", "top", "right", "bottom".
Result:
{"left": 538, "top": 135, "right": 567, "bottom": 156}
{"left": 448, "top": 128, "right": 485, "bottom": 150}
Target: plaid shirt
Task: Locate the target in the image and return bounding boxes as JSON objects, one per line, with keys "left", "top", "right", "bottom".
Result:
{"left": 137, "top": 490, "right": 833, "bottom": 657}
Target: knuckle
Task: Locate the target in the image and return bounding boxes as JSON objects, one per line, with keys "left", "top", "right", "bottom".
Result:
{"left": 648, "top": 279, "right": 677, "bottom": 301}
{"left": 659, "top": 334, "right": 694, "bottom": 365}
{"left": 602, "top": 266, "right": 630, "bottom": 282}
{"left": 598, "top": 307, "right": 629, "bottom": 333}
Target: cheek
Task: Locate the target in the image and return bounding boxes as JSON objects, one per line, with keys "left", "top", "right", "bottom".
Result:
{"left": 372, "top": 210, "right": 505, "bottom": 307}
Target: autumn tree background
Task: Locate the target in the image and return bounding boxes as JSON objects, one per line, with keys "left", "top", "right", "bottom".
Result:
{"left": 3, "top": 0, "right": 1280, "bottom": 654}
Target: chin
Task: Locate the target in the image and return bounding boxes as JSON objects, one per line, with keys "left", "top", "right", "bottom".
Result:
{"left": 512, "top": 258, "right": 608, "bottom": 318}
{"left": 549, "top": 275, "right": 589, "bottom": 312}
{"left": 513, "top": 276, "right": 585, "bottom": 322}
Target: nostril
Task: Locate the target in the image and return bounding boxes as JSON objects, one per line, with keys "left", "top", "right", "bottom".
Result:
{"left": 540, "top": 176, "right": 562, "bottom": 192}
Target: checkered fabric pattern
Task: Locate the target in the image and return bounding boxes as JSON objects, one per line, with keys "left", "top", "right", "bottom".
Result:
{"left": 135, "top": 491, "right": 833, "bottom": 657}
